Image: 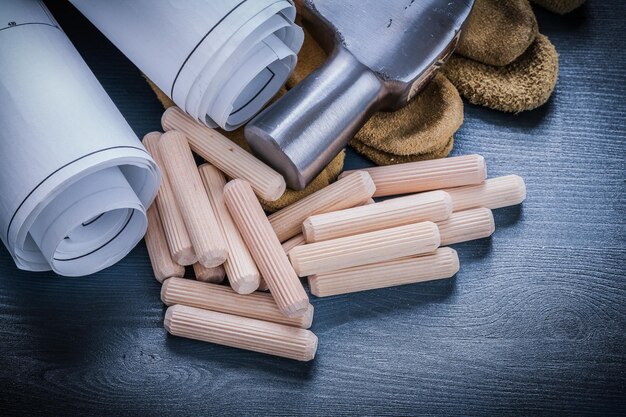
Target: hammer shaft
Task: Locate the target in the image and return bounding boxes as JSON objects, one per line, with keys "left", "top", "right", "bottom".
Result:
{"left": 246, "top": 48, "right": 383, "bottom": 190}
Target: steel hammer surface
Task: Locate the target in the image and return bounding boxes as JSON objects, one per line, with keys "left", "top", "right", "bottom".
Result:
{"left": 245, "top": 0, "right": 474, "bottom": 190}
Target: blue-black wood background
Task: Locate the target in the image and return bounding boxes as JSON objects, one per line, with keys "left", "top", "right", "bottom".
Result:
{"left": 0, "top": 1, "right": 624, "bottom": 416}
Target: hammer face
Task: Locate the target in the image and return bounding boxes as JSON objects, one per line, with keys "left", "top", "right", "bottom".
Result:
{"left": 304, "top": 0, "right": 473, "bottom": 99}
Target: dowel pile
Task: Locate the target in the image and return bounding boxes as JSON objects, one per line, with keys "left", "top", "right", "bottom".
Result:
{"left": 299, "top": 155, "right": 524, "bottom": 296}
{"left": 143, "top": 139, "right": 526, "bottom": 361}
{"left": 143, "top": 128, "right": 319, "bottom": 361}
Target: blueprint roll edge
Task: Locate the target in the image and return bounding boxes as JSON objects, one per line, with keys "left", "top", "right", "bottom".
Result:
{"left": 0, "top": 0, "right": 160, "bottom": 277}
{"left": 70, "top": 0, "right": 304, "bottom": 131}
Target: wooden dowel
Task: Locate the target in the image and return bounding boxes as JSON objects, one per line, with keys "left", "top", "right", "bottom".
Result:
{"left": 438, "top": 208, "right": 496, "bottom": 246}
{"left": 341, "top": 155, "right": 487, "bottom": 197}
{"left": 165, "top": 305, "right": 318, "bottom": 361}
{"left": 158, "top": 131, "right": 227, "bottom": 268}
{"left": 192, "top": 263, "right": 225, "bottom": 284}
{"left": 303, "top": 190, "right": 452, "bottom": 243}
{"left": 144, "top": 204, "right": 185, "bottom": 282}
{"left": 282, "top": 234, "right": 306, "bottom": 255}
{"left": 289, "top": 222, "right": 441, "bottom": 277}
{"left": 308, "top": 248, "right": 459, "bottom": 297}
{"left": 444, "top": 175, "right": 526, "bottom": 211}
{"left": 162, "top": 278, "right": 313, "bottom": 329}
{"left": 142, "top": 132, "right": 196, "bottom": 266}
{"left": 268, "top": 171, "right": 376, "bottom": 242}
{"left": 223, "top": 179, "right": 309, "bottom": 318}
{"left": 199, "top": 164, "right": 260, "bottom": 294}
{"left": 161, "top": 107, "right": 285, "bottom": 201}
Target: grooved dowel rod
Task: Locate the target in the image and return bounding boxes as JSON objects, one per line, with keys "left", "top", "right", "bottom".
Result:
{"left": 145, "top": 205, "right": 185, "bottom": 282}
{"left": 158, "top": 131, "right": 227, "bottom": 268}
{"left": 223, "top": 179, "right": 309, "bottom": 318}
{"left": 282, "top": 234, "right": 306, "bottom": 255}
{"left": 308, "top": 248, "right": 460, "bottom": 297}
{"left": 438, "top": 208, "right": 496, "bottom": 246}
{"left": 161, "top": 107, "right": 286, "bottom": 201}
{"left": 303, "top": 190, "right": 452, "bottom": 243}
{"left": 268, "top": 171, "right": 376, "bottom": 242}
{"left": 341, "top": 155, "right": 487, "bottom": 197}
{"left": 444, "top": 175, "right": 527, "bottom": 212}
{"left": 199, "top": 164, "right": 260, "bottom": 294}
{"left": 193, "top": 263, "right": 225, "bottom": 284}
{"left": 162, "top": 278, "right": 313, "bottom": 329}
{"left": 165, "top": 305, "right": 318, "bottom": 361}
{"left": 289, "top": 222, "right": 441, "bottom": 277}
{"left": 142, "top": 132, "right": 196, "bottom": 266}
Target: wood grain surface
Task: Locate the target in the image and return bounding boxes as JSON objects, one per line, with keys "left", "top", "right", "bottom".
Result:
{"left": 0, "top": 1, "right": 624, "bottom": 415}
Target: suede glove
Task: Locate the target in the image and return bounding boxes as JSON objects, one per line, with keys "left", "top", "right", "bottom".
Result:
{"left": 443, "top": 0, "right": 585, "bottom": 113}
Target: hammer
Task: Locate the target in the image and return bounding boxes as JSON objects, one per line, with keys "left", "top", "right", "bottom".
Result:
{"left": 245, "top": 0, "right": 474, "bottom": 190}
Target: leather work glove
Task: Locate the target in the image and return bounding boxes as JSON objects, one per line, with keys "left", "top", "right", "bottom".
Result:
{"left": 442, "top": 0, "right": 562, "bottom": 113}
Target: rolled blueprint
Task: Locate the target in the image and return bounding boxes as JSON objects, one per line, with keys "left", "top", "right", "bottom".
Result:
{"left": 70, "top": 0, "right": 304, "bottom": 131}
{"left": 0, "top": 0, "right": 160, "bottom": 276}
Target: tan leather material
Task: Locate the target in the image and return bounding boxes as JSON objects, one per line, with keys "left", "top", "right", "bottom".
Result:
{"left": 444, "top": 34, "right": 559, "bottom": 113}
{"left": 350, "top": 136, "right": 454, "bottom": 166}
{"left": 456, "top": 0, "right": 538, "bottom": 67}
{"left": 351, "top": 74, "right": 462, "bottom": 158}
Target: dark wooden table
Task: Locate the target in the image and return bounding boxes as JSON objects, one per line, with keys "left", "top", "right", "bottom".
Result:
{"left": 1, "top": 2, "right": 624, "bottom": 415}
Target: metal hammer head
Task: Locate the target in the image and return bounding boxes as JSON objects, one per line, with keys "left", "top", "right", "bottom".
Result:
{"left": 245, "top": 0, "right": 474, "bottom": 190}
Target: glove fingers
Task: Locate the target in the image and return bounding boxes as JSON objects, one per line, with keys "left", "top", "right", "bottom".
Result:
{"left": 457, "top": 0, "right": 538, "bottom": 67}
{"left": 354, "top": 74, "right": 462, "bottom": 156}
{"left": 350, "top": 136, "right": 454, "bottom": 166}
{"left": 443, "top": 34, "right": 559, "bottom": 113}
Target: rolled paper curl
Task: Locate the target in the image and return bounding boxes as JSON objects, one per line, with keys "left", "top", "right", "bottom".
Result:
{"left": 70, "top": 0, "right": 304, "bottom": 131}
{"left": 0, "top": 0, "right": 160, "bottom": 276}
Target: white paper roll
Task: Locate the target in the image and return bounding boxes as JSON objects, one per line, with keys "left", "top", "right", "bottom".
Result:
{"left": 69, "top": 0, "right": 303, "bottom": 131}
{"left": 0, "top": 0, "right": 160, "bottom": 276}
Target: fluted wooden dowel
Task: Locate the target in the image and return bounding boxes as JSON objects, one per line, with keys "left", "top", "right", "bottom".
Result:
{"left": 142, "top": 132, "right": 196, "bottom": 266}
{"left": 223, "top": 179, "right": 309, "bottom": 318}
{"left": 341, "top": 155, "right": 487, "bottom": 197}
{"left": 199, "top": 164, "right": 260, "bottom": 294}
{"left": 145, "top": 205, "right": 185, "bottom": 282}
{"left": 158, "top": 131, "right": 227, "bottom": 268}
{"left": 165, "top": 305, "right": 318, "bottom": 361}
{"left": 308, "top": 248, "right": 459, "bottom": 297}
{"left": 289, "top": 222, "right": 441, "bottom": 277}
{"left": 268, "top": 171, "right": 376, "bottom": 242}
{"left": 192, "top": 263, "right": 225, "bottom": 284}
{"left": 303, "top": 190, "right": 452, "bottom": 243}
{"left": 438, "top": 208, "right": 496, "bottom": 246}
{"left": 162, "top": 278, "right": 313, "bottom": 328}
{"left": 161, "top": 107, "right": 285, "bottom": 201}
{"left": 444, "top": 175, "right": 527, "bottom": 211}
{"left": 282, "top": 234, "right": 306, "bottom": 255}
